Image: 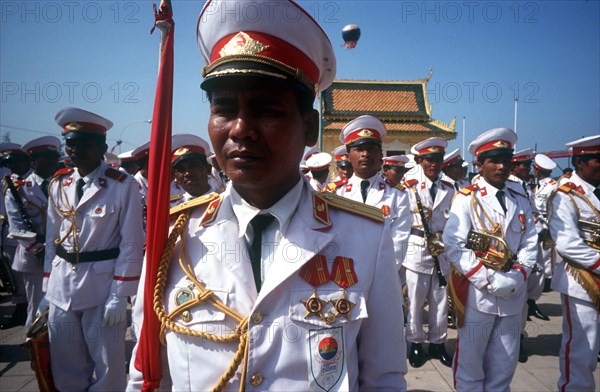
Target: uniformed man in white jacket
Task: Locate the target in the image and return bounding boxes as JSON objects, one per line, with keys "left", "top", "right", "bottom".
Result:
{"left": 532, "top": 154, "right": 558, "bottom": 288}
{"left": 306, "top": 152, "right": 333, "bottom": 192}
{"left": 548, "top": 134, "right": 600, "bottom": 392}
{"left": 333, "top": 115, "right": 412, "bottom": 272}
{"left": 4, "top": 136, "right": 60, "bottom": 332}
{"left": 443, "top": 127, "right": 538, "bottom": 391}
{"left": 402, "top": 137, "right": 454, "bottom": 368}
{"left": 127, "top": 1, "right": 408, "bottom": 390}
{"left": 169, "top": 133, "right": 215, "bottom": 208}
{"left": 38, "top": 107, "right": 145, "bottom": 391}
{"left": 0, "top": 144, "right": 31, "bottom": 330}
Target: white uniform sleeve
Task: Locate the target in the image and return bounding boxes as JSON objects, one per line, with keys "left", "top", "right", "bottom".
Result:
{"left": 550, "top": 192, "right": 600, "bottom": 272}
{"left": 443, "top": 193, "right": 489, "bottom": 289}
{"left": 357, "top": 220, "right": 407, "bottom": 390}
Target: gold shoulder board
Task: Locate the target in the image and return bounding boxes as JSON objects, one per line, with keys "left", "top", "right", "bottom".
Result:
{"left": 169, "top": 192, "right": 220, "bottom": 216}
{"left": 320, "top": 192, "right": 384, "bottom": 223}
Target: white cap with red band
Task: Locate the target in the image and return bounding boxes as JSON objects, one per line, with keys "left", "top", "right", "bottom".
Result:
{"left": 197, "top": 0, "right": 336, "bottom": 95}
{"left": 468, "top": 127, "right": 517, "bottom": 158}
{"left": 340, "top": 115, "right": 386, "bottom": 147}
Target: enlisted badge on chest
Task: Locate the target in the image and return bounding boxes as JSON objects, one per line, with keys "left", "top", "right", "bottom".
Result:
{"left": 381, "top": 205, "right": 390, "bottom": 218}
{"left": 344, "top": 184, "right": 352, "bottom": 192}
{"left": 307, "top": 327, "right": 347, "bottom": 392}
{"left": 330, "top": 257, "right": 357, "bottom": 322}
{"left": 300, "top": 255, "right": 330, "bottom": 322}
{"left": 518, "top": 211, "right": 526, "bottom": 232}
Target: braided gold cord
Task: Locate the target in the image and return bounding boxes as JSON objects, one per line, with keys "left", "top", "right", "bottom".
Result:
{"left": 153, "top": 210, "right": 251, "bottom": 391}
{"left": 470, "top": 192, "right": 502, "bottom": 236}
{"left": 48, "top": 176, "right": 79, "bottom": 252}
{"left": 212, "top": 318, "right": 249, "bottom": 392}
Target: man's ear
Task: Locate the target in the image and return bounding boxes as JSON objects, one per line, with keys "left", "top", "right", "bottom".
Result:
{"left": 304, "top": 109, "right": 319, "bottom": 147}
{"left": 102, "top": 143, "right": 108, "bottom": 154}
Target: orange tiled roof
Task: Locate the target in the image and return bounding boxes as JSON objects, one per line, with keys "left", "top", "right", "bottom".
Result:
{"left": 322, "top": 80, "right": 429, "bottom": 120}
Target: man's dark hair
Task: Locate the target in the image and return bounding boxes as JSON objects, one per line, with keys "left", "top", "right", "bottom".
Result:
{"left": 571, "top": 153, "right": 599, "bottom": 168}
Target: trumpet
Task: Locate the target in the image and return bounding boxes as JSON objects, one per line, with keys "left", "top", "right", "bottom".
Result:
{"left": 578, "top": 219, "right": 600, "bottom": 251}
{"left": 466, "top": 229, "right": 540, "bottom": 273}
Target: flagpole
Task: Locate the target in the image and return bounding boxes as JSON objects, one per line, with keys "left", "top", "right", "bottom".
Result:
{"left": 462, "top": 116, "right": 466, "bottom": 170}
{"left": 136, "top": 1, "right": 174, "bottom": 391}
{"left": 514, "top": 98, "right": 518, "bottom": 150}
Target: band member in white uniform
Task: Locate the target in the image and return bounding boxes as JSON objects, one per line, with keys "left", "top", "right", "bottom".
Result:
{"left": 402, "top": 137, "right": 454, "bottom": 368}
{"left": 39, "top": 107, "right": 145, "bottom": 391}
{"left": 333, "top": 115, "right": 412, "bottom": 272}
{"left": 548, "top": 134, "right": 600, "bottom": 392}
{"left": 4, "top": 136, "right": 60, "bottom": 331}
{"left": 444, "top": 127, "right": 537, "bottom": 391}
{"left": 127, "top": 1, "right": 408, "bottom": 390}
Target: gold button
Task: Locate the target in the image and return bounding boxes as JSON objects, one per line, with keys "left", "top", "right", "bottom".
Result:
{"left": 250, "top": 311, "right": 263, "bottom": 324}
{"left": 250, "top": 372, "right": 263, "bottom": 386}
{"left": 181, "top": 310, "right": 192, "bottom": 323}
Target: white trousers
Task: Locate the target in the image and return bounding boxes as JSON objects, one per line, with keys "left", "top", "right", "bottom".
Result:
{"left": 453, "top": 307, "right": 520, "bottom": 391}
{"left": 405, "top": 268, "right": 448, "bottom": 344}
{"left": 557, "top": 294, "right": 600, "bottom": 392}
{"left": 22, "top": 271, "right": 43, "bottom": 332}
{"left": 49, "top": 303, "right": 128, "bottom": 391}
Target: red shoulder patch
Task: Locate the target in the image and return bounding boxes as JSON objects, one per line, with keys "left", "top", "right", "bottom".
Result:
{"left": 459, "top": 184, "right": 478, "bottom": 195}
{"left": 404, "top": 178, "right": 418, "bottom": 188}
{"left": 53, "top": 167, "right": 74, "bottom": 178}
{"left": 558, "top": 182, "right": 577, "bottom": 194}
{"left": 105, "top": 168, "right": 127, "bottom": 182}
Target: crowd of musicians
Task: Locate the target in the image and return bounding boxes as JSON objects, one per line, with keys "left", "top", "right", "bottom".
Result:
{"left": 1, "top": 0, "right": 599, "bottom": 391}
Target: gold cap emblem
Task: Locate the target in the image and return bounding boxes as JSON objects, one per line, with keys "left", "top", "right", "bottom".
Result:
{"left": 173, "top": 147, "right": 189, "bottom": 157}
{"left": 219, "top": 31, "right": 270, "bottom": 58}
{"left": 65, "top": 122, "right": 82, "bottom": 132}
{"left": 357, "top": 129, "right": 373, "bottom": 138}
{"left": 493, "top": 140, "right": 510, "bottom": 148}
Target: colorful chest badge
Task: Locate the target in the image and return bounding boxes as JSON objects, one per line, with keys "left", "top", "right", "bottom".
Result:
{"left": 308, "top": 327, "right": 346, "bottom": 392}
{"left": 300, "top": 255, "right": 330, "bottom": 321}
{"left": 330, "top": 257, "right": 357, "bottom": 321}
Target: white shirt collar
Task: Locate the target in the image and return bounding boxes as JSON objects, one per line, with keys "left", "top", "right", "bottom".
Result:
{"left": 230, "top": 178, "right": 304, "bottom": 239}
{"left": 349, "top": 172, "right": 380, "bottom": 189}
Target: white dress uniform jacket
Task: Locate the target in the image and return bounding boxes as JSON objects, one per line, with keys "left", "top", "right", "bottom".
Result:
{"left": 549, "top": 172, "right": 600, "bottom": 302}
{"left": 128, "top": 179, "right": 408, "bottom": 391}
{"left": 335, "top": 173, "right": 411, "bottom": 270}
{"left": 535, "top": 176, "right": 558, "bottom": 276}
{"left": 5, "top": 171, "right": 47, "bottom": 274}
{"left": 443, "top": 177, "right": 538, "bottom": 316}
{"left": 548, "top": 172, "right": 600, "bottom": 391}
{"left": 402, "top": 169, "right": 454, "bottom": 276}
{"left": 44, "top": 162, "right": 145, "bottom": 310}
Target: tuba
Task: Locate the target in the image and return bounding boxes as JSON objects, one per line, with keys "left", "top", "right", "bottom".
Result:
{"left": 578, "top": 219, "right": 600, "bottom": 251}
{"left": 23, "top": 310, "right": 58, "bottom": 392}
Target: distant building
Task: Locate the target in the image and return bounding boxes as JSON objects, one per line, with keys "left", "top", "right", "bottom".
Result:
{"left": 320, "top": 70, "right": 456, "bottom": 155}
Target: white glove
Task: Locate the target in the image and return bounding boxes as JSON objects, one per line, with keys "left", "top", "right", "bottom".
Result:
{"left": 505, "top": 269, "right": 526, "bottom": 293}
{"left": 486, "top": 270, "right": 519, "bottom": 298}
{"left": 36, "top": 296, "right": 49, "bottom": 318}
{"left": 102, "top": 295, "right": 127, "bottom": 327}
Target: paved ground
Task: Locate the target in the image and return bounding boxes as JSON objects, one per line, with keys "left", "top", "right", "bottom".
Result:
{"left": 0, "top": 289, "right": 597, "bottom": 391}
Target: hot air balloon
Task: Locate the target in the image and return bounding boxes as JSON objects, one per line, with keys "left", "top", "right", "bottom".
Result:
{"left": 342, "top": 24, "right": 361, "bottom": 49}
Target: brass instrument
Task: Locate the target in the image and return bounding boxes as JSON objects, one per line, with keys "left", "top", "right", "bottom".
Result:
{"left": 427, "top": 232, "right": 445, "bottom": 257}
{"left": 466, "top": 229, "right": 540, "bottom": 273}
{"left": 578, "top": 219, "right": 600, "bottom": 251}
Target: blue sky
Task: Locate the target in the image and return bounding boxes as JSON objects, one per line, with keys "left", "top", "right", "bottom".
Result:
{"left": 1, "top": 1, "right": 598, "bottom": 172}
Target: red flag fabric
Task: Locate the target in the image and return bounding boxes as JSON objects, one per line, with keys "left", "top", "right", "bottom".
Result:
{"left": 135, "top": 2, "right": 174, "bottom": 391}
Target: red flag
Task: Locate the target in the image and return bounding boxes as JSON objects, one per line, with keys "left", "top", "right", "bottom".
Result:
{"left": 135, "top": 1, "right": 174, "bottom": 390}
